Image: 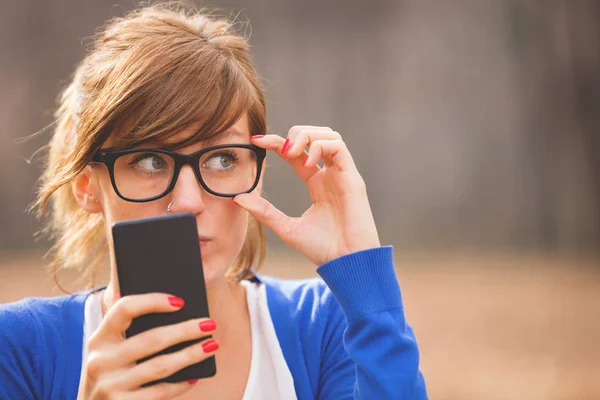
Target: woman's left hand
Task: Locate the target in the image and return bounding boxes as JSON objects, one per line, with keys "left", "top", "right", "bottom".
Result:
{"left": 233, "top": 126, "right": 380, "bottom": 266}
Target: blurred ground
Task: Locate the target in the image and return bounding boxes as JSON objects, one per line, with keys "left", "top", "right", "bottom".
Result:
{"left": 1, "top": 250, "right": 599, "bottom": 400}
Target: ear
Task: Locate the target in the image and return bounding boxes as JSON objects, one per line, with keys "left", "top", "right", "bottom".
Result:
{"left": 72, "top": 166, "right": 103, "bottom": 213}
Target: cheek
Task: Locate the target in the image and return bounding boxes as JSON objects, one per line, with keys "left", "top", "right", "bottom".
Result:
{"left": 110, "top": 201, "right": 167, "bottom": 223}
{"left": 96, "top": 175, "right": 167, "bottom": 224}
{"left": 213, "top": 202, "right": 249, "bottom": 266}
{"left": 202, "top": 203, "right": 249, "bottom": 286}
{"left": 223, "top": 204, "right": 250, "bottom": 248}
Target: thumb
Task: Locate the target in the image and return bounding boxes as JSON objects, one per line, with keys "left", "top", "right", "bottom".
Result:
{"left": 233, "top": 193, "right": 294, "bottom": 241}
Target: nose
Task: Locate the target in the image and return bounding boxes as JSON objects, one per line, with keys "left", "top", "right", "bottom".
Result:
{"left": 169, "top": 165, "right": 206, "bottom": 214}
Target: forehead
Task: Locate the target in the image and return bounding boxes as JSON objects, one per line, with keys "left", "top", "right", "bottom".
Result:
{"left": 166, "top": 116, "right": 249, "bottom": 146}
{"left": 104, "top": 112, "right": 250, "bottom": 149}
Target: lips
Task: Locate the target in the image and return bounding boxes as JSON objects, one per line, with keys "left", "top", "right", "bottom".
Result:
{"left": 198, "top": 236, "right": 211, "bottom": 248}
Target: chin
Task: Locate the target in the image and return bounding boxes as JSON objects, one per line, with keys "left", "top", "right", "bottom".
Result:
{"left": 201, "top": 258, "right": 232, "bottom": 287}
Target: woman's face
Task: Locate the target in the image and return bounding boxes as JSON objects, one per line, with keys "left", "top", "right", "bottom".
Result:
{"left": 88, "top": 113, "right": 256, "bottom": 287}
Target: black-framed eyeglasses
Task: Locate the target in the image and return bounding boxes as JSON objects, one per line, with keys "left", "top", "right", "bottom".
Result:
{"left": 91, "top": 144, "right": 266, "bottom": 202}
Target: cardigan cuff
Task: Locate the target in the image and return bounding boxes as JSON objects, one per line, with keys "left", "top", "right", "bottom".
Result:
{"left": 316, "top": 246, "right": 403, "bottom": 320}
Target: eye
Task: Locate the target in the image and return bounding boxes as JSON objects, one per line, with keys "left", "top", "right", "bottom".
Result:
{"left": 131, "top": 153, "right": 168, "bottom": 172}
{"left": 205, "top": 152, "right": 237, "bottom": 171}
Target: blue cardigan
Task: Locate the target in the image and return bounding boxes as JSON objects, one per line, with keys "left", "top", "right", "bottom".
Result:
{"left": 0, "top": 247, "right": 428, "bottom": 399}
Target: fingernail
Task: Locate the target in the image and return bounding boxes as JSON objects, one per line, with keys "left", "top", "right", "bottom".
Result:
{"left": 251, "top": 135, "right": 264, "bottom": 139}
{"left": 188, "top": 379, "right": 199, "bottom": 385}
{"left": 302, "top": 155, "right": 309, "bottom": 167}
{"left": 168, "top": 296, "right": 185, "bottom": 308}
{"left": 199, "top": 319, "right": 217, "bottom": 332}
{"left": 202, "top": 339, "right": 219, "bottom": 353}
{"left": 281, "top": 138, "right": 294, "bottom": 155}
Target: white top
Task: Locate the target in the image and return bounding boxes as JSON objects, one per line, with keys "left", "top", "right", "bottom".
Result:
{"left": 79, "top": 281, "right": 296, "bottom": 399}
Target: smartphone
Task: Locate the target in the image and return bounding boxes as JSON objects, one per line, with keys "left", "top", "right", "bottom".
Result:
{"left": 112, "top": 212, "right": 216, "bottom": 384}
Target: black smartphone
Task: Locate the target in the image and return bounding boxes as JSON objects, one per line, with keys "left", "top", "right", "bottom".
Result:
{"left": 112, "top": 212, "right": 216, "bottom": 384}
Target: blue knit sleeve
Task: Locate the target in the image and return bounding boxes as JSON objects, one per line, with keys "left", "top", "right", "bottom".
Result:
{"left": 316, "top": 246, "right": 429, "bottom": 399}
{"left": 0, "top": 300, "right": 43, "bottom": 399}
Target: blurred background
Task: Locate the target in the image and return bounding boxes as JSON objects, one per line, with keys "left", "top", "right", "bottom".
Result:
{"left": 1, "top": 1, "right": 599, "bottom": 399}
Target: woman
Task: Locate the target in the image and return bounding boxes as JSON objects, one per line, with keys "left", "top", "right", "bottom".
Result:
{"left": 0, "top": 3, "right": 428, "bottom": 399}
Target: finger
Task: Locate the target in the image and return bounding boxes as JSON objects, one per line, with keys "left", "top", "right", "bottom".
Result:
{"left": 123, "top": 338, "right": 219, "bottom": 388}
{"left": 250, "top": 133, "right": 287, "bottom": 153}
{"left": 251, "top": 127, "right": 334, "bottom": 153}
{"left": 283, "top": 129, "right": 342, "bottom": 159}
{"left": 287, "top": 125, "right": 333, "bottom": 141}
{"left": 282, "top": 129, "right": 343, "bottom": 182}
{"left": 118, "top": 318, "right": 217, "bottom": 365}
{"left": 81, "top": 351, "right": 129, "bottom": 392}
{"left": 99, "top": 293, "right": 185, "bottom": 340}
{"left": 121, "top": 380, "right": 196, "bottom": 400}
{"left": 251, "top": 134, "right": 320, "bottom": 182}
{"left": 305, "top": 139, "right": 355, "bottom": 172}
{"left": 232, "top": 193, "right": 296, "bottom": 245}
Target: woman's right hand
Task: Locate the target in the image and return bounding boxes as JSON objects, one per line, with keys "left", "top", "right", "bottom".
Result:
{"left": 78, "top": 293, "right": 218, "bottom": 399}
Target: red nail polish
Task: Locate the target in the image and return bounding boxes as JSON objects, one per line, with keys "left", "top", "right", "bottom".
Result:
{"left": 251, "top": 135, "right": 264, "bottom": 139}
{"left": 168, "top": 296, "right": 185, "bottom": 308}
{"left": 202, "top": 339, "right": 219, "bottom": 353}
{"left": 188, "top": 379, "right": 199, "bottom": 385}
{"left": 281, "top": 138, "right": 291, "bottom": 155}
{"left": 199, "top": 319, "right": 217, "bottom": 332}
{"left": 302, "top": 156, "right": 309, "bottom": 167}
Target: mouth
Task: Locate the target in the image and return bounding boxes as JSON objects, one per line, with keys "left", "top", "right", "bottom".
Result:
{"left": 198, "top": 236, "right": 211, "bottom": 249}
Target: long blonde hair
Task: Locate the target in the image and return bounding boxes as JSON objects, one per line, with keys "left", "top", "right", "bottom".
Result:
{"left": 32, "top": 2, "right": 267, "bottom": 290}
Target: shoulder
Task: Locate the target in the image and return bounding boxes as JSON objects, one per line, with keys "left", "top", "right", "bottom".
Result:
{"left": 0, "top": 295, "right": 68, "bottom": 339}
{"left": 0, "top": 296, "right": 62, "bottom": 359}
{"left": 0, "top": 293, "right": 86, "bottom": 356}
{"left": 0, "top": 295, "right": 76, "bottom": 398}
{"left": 256, "top": 274, "right": 346, "bottom": 350}
{"left": 0, "top": 292, "right": 90, "bottom": 398}
{"left": 0, "top": 293, "right": 85, "bottom": 333}
{"left": 258, "top": 274, "right": 328, "bottom": 298}
{"left": 0, "top": 298, "right": 43, "bottom": 366}
{"left": 257, "top": 275, "right": 341, "bottom": 319}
